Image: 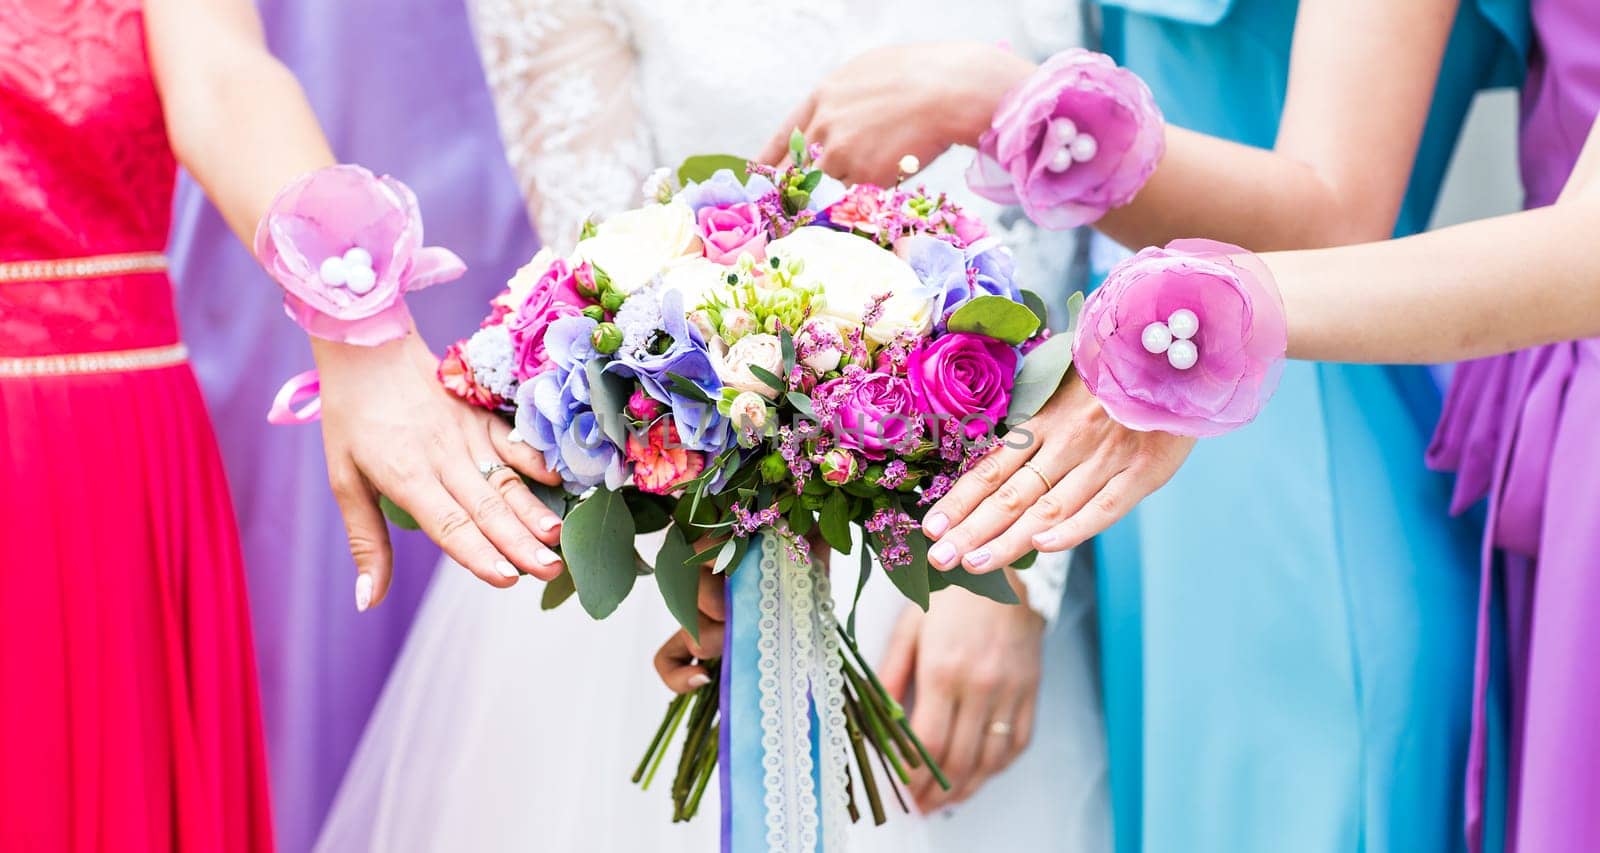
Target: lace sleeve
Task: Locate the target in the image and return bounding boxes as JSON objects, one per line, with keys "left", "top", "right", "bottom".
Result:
{"left": 467, "top": 0, "right": 654, "bottom": 253}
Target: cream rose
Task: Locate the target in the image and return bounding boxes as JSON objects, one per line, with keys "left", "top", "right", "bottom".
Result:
{"left": 766, "top": 226, "right": 935, "bottom": 344}
{"left": 712, "top": 333, "right": 785, "bottom": 399}
{"left": 657, "top": 255, "right": 731, "bottom": 312}
{"left": 573, "top": 201, "right": 701, "bottom": 294}
{"left": 495, "top": 247, "right": 557, "bottom": 311}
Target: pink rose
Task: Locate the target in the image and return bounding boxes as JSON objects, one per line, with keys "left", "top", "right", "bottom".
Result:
{"left": 819, "top": 448, "right": 861, "bottom": 486}
{"left": 626, "top": 420, "right": 706, "bottom": 495}
{"left": 951, "top": 209, "right": 989, "bottom": 245}
{"left": 627, "top": 388, "right": 664, "bottom": 421}
{"left": 508, "top": 258, "right": 586, "bottom": 380}
{"left": 907, "top": 333, "right": 1018, "bottom": 439}
{"left": 825, "top": 184, "right": 888, "bottom": 234}
{"left": 968, "top": 49, "right": 1165, "bottom": 229}
{"left": 255, "top": 164, "right": 466, "bottom": 345}
{"left": 820, "top": 372, "right": 920, "bottom": 460}
{"left": 1073, "top": 239, "right": 1287, "bottom": 437}
{"left": 697, "top": 202, "right": 769, "bottom": 265}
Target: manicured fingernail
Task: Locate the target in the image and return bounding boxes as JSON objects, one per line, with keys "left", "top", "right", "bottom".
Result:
{"left": 354, "top": 574, "right": 373, "bottom": 612}
{"left": 538, "top": 516, "right": 561, "bottom": 534}
{"left": 535, "top": 547, "right": 562, "bottom": 566}
{"left": 1033, "top": 532, "right": 1059, "bottom": 549}
{"left": 967, "top": 547, "right": 992, "bottom": 568}
{"left": 687, "top": 673, "right": 711, "bottom": 689}
{"left": 495, "top": 559, "right": 520, "bottom": 579}
{"left": 929, "top": 541, "right": 956, "bottom": 567}
{"left": 506, "top": 429, "right": 524, "bottom": 444}
{"left": 924, "top": 512, "right": 949, "bottom": 537}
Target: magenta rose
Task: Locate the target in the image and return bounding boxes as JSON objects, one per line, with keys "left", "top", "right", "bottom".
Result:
{"left": 508, "top": 258, "right": 586, "bottom": 379}
{"left": 821, "top": 372, "right": 920, "bottom": 460}
{"left": 1073, "top": 239, "right": 1287, "bottom": 437}
{"left": 907, "top": 333, "right": 1018, "bottom": 439}
{"left": 697, "top": 202, "right": 769, "bottom": 265}
{"left": 968, "top": 48, "right": 1164, "bottom": 229}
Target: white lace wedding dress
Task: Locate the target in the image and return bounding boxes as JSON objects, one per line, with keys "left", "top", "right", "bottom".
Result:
{"left": 316, "top": 2, "right": 1109, "bottom": 851}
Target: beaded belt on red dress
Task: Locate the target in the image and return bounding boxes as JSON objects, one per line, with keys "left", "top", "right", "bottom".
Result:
{"left": 0, "top": 252, "right": 188, "bottom": 376}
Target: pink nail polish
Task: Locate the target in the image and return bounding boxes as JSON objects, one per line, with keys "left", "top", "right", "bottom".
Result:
{"left": 687, "top": 673, "right": 711, "bottom": 689}
{"left": 929, "top": 541, "right": 956, "bottom": 567}
{"left": 1034, "top": 532, "right": 1059, "bottom": 549}
{"left": 924, "top": 512, "right": 949, "bottom": 537}
{"left": 967, "top": 547, "right": 991, "bottom": 568}
{"left": 354, "top": 574, "right": 373, "bottom": 612}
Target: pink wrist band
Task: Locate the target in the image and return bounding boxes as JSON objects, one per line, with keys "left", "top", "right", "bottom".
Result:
{"left": 967, "top": 48, "right": 1165, "bottom": 229}
{"left": 1073, "top": 240, "right": 1288, "bottom": 438}
{"left": 254, "top": 165, "right": 466, "bottom": 424}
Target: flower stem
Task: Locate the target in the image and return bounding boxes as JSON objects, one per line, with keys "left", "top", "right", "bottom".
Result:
{"left": 640, "top": 692, "right": 693, "bottom": 791}
{"left": 680, "top": 725, "right": 720, "bottom": 821}
{"left": 635, "top": 693, "right": 690, "bottom": 784}
{"left": 842, "top": 686, "right": 887, "bottom": 825}
{"left": 837, "top": 624, "right": 950, "bottom": 791}
{"left": 841, "top": 659, "right": 912, "bottom": 783}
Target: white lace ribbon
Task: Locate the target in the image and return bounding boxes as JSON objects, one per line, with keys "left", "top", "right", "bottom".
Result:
{"left": 755, "top": 534, "right": 851, "bottom": 852}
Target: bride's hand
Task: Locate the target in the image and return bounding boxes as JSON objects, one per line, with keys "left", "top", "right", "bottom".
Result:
{"left": 312, "top": 334, "right": 566, "bottom": 610}
{"left": 757, "top": 41, "right": 1033, "bottom": 186}
{"left": 923, "top": 372, "right": 1194, "bottom": 573}
{"left": 878, "top": 574, "right": 1044, "bottom": 811}
{"left": 654, "top": 567, "right": 728, "bottom": 692}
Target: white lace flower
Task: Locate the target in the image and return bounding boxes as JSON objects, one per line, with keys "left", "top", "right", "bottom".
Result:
{"left": 465, "top": 324, "right": 519, "bottom": 399}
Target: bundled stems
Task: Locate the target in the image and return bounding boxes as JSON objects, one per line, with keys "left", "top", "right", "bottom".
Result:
{"left": 837, "top": 624, "right": 950, "bottom": 791}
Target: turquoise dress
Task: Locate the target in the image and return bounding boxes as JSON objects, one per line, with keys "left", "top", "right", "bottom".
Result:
{"left": 1092, "top": 1, "right": 1527, "bottom": 851}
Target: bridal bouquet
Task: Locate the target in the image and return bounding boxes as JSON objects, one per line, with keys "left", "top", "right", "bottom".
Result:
{"left": 426, "top": 136, "right": 1078, "bottom": 844}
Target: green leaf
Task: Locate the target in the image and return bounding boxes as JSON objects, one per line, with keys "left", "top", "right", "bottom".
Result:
{"left": 747, "top": 364, "right": 787, "bottom": 394}
{"left": 788, "top": 506, "right": 815, "bottom": 537}
{"left": 653, "top": 524, "right": 702, "bottom": 640}
{"left": 786, "top": 391, "right": 817, "bottom": 421}
{"left": 819, "top": 490, "right": 853, "bottom": 554}
{"left": 1021, "top": 289, "right": 1050, "bottom": 330}
{"left": 1011, "top": 549, "right": 1039, "bottom": 570}
{"left": 541, "top": 568, "right": 576, "bottom": 610}
{"left": 585, "top": 360, "right": 634, "bottom": 450}
{"left": 677, "top": 154, "right": 749, "bottom": 187}
{"left": 529, "top": 482, "right": 572, "bottom": 520}
{"left": 879, "top": 531, "right": 931, "bottom": 611}
{"left": 1063, "top": 290, "right": 1086, "bottom": 338}
{"left": 779, "top": 329, "right": 796, "bottom": 373}
{"left": 799, "top": 170, "right": 823, "bottom": 192}
{"left": 937, "top": 564, "right": 1020, "bottom": 605}
{"left": 946, "top": 295, "right": 1041, "bottom": 345}
{"left": 624, "top": 491, "right": 674, "bottom": 534}
{"left": 665, "top": 372, "right": 713, "bottom": 405}
{"left": 378, "top": 494, "right": 420, "bottom": 530}
{"left": 1005, "top": 332, "right": 1075, "bottom": 425}
{"left": 848, "top": 547, "right": 872, "bottom": 637}
{"left": 559, "top": 486, "right": 639, "bottom": 619}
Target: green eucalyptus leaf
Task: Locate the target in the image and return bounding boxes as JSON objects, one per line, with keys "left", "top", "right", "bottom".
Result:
{"left": 378, "top": 494, "right": 420, "bottom": 531}
{"left": 677, "top": 154, "right": 750, "bottom": 187}
{"left": 585, "top": 360, "right": 634, "bottom": 450}
{"left": 624, "top": 491, "right": 675, "bottom": 534}
{"left": 1021, "top": 289, "right": 1050, "bottom": 330}
{"left": 786, "top": 391, "right": 817, "bottom": 421}
{"left": 779, "top": 328, "right": 796, "bottom": 373}
{"left": 747, "top": 364, "right": 787, "bottom": 394}
{"left": 819, "top": 490, "right": 853, "bottom": 554}
{"left": 1011, "top": 549, "right": 1039, "bottom": 570}
{"left": 529, "top": 482, "right": 572, "bottom": 520}
{"left": 799, "top": 170, "right": 823, "bottom": 192}
{"left": 653, "top": 524, "right": 702, "bottom": 641}
{"left": 1064, "top": 290, "right": 1086, "bottom": 337}
{"left": 946, "top": 295, "right": 1041, "bottom": 345}
{"left": 665, "top": 372, "right": 713, "bottom": 405}
{"left": 939, "top": 565, "right": 1020, "bottom": 605}
{"left": 541, "top": 569, "right": 576, "bottom": 610}
{"left": 1005, "top": 332, "right": 1075, "bottom": 425}
{"left": 880, "top": 531, "right": 931, "bottom": 611}
{"left": 848, "top": 547, "right": 872, "bottom": 637}
{"left": 714, "top": 539, "right": 740, "bottom": 574}
{"left": 559, "top": 486, "right": 639, "bottom": 619}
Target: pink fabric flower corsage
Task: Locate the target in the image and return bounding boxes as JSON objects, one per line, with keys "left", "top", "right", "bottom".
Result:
{"left": 968, "top": 49, "right": 1164, "bottom": 229}
{"left": 254, "top": 164, "right": 466, "bottom": 346}
{"left": 1073, "top": 239, "right": 1287, "bottom": 437}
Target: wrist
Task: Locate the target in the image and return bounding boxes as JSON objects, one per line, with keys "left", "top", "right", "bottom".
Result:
{"left": 947, "top": 45, "right": 1034, "bottom": 148}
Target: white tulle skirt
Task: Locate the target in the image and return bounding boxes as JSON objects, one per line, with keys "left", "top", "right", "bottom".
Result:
{"left": 316, "top": 543, "right": 1110, "bottom": 853}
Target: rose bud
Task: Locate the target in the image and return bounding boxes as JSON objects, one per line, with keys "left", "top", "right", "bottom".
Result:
{"left": 796, "top": 318, "right": 844, "bottom": 374}
{"left": 573, "top": 262, "right": 600, "bottom": 299}
{"left": 759, "top": 451, "right": 790, "bottom": 484}
{"left": 600, "top": 289, "right": 627, "bottom": 313}
{"left": 582, "top": 304, "right": 607, "bottom": 322}
{"left": 820, "top": 448, "right": 861, "bottom": 486}
{"left": 729, "top": 390, "right": 770, "bottom": 431}
{"left": 591, "top": 321, "right": 624, "bottom": 354}
{"left": 689, "top": 308, "right": 719, "bottom": 341}
{"left": 627, "top": 388, "right": 664, "bottom": 421}
{"left": 722, "top": 308, "right": 757, "bottom": 340}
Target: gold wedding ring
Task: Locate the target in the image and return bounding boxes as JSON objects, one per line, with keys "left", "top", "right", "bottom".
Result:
{"left": 988, "top": 720, "right": 1014, "bottom": 737}
{"left": 1021, "top": 461, "right": 1052, "bottom": 491}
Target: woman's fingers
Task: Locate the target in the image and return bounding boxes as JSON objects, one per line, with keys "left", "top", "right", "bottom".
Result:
{"left": 759, "top": 94, "right": 818, "bottom": 165}
{"left": 1032, "top": 469, "right": 1146, "bottom": 552}
{"left": 471, "top": 426, "right": 565, "bottom": 555}
{"left": 922, "top": 437, "right": 1037, "bottom": 564}
{"left": 390, "top": 469, "right": 520, "bottom": 588}
{"left": 436, "top": 439, "right": 552, "bottom": 578}
{"left": 938, "top": 448, "right": 1076, "bottom": 573}
{"left": 876, "top": 607, "right": 922, "bottom": 702}
{"left": 327, "top": 461, "right": 393, "bottom": 611}
{"left": 962, "top": 455, "right": 1112, "bottom": 569}
{"left": 490, "top": 417, "right": 562, "bottom": 487}
{"left": 684, "top": 613, "right": 726, "bottom": 660}
{"left": 697, "top": 568, "right": 726, "bottom": 622}
{"left": 654, "top": 630, "right": 712, "bottom": 694}
{"left": 920, "top": 692, "right": 991, "bottom": 812}
{"left": 970, "top": 693, "right": 1026, "bottom": 793}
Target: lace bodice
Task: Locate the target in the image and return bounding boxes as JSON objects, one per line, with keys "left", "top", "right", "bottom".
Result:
{"left": 0, "top": 0, "right": 175, "bottom": 261}
{"left": 467, "top": 0, "right": 1083, "bottom": 617}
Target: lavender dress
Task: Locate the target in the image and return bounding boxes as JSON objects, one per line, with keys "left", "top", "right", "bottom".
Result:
{"left": 167, "top": 2, "right": 537, "bottom": 850}
{"left": 1427, "top": 2, "right": 1600, "bottom": 850}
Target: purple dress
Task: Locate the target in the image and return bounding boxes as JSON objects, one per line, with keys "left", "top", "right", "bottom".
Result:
{"left": 166, "top": 2, "right": 538, "bottom": 850}
{"left": 1427, "top": 2, "right": 1600, "bottom": 850}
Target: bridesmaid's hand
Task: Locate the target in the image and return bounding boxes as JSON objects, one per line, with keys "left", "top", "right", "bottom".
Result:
{"left": 878, "top": 575, "right": 1044, "bottom": 811}
{"left": 654, "top": 567, "right": 728, "bottom": 693}
{"left": 757, "top": 41, "right": 1033, "bottom": 186}
{"left": 922, "top": 373, "right": 1194, "bottom": 572}
{"left": 312, "top": 334, "right": 566, "bottom": 610}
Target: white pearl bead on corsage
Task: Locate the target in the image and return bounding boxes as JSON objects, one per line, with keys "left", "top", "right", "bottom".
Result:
{"left": 319, "top": 246, "right": 377, "bottom": 295}
{"left": 1138, "top": 308, "right": 1202, "bottom": 370}
{"left": 1044, "top": 116, "right": 1098, "bottom": 174}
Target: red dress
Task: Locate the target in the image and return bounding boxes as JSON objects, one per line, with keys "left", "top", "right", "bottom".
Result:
{"left": 0, "top": 2, "right": 274, "bottom": 850}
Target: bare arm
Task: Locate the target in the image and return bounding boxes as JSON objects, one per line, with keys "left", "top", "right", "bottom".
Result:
{"left": 1272, "top": 119, "right": 1600, "bottom": 362}
{"left": 144, "top": 0, "right": 567, "bottom": 607}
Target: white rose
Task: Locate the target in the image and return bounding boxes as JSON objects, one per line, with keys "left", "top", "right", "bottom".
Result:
{"left": 711, "top": 333, "right": 785, "bottom": 399}
{"left": 766, "top": 226, "right": 935, "bottom": 344}
{"left": 496, "top": 247, "right": 557, "bottom": 310}
{"left": 729, "top": 391, "right": 769, "bottom": 431}
{"left": 573, "top": 201, "right": 701, "bottom": 294}
{"left": 657, "top": 255, "right": 730, "bottom": 311}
